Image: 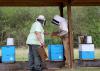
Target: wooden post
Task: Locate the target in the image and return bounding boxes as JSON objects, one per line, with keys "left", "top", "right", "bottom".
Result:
{"left": 67, "top": 4, "right": 74, "bottom": 68}
{"left": 59, "top": 4, "right": 64, "bottom": 17}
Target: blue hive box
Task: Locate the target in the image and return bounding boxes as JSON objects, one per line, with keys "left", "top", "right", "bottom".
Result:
{"left": 79, "top": 44, "right": 95, "bottom": 60}
{"left": 48, "top": 44, "right": 64, "bottom": 61}
{"left": 1, "top": 46, "right": 16, "bottom": 63}
{"left": 79, "top": 51, "right": 95, "bottom": 60}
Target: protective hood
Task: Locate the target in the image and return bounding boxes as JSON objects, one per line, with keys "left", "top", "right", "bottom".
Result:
{"left": 52, "top": 15, "right": 65, "bottom": 25}
{"left": 36, "top": 15, "right": 46, "bottom": 26}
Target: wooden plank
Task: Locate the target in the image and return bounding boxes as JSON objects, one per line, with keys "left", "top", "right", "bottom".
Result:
{"left": 0, "top": 61, "right": 64, "bottom": 70}
{"left": 75, "top": 59, "right": 100, "bottom": 67}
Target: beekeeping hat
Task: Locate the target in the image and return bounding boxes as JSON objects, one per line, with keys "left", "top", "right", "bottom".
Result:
{"left": 37, "top": 15, "right": 46, "bottom": 21}
{"left": 36, "top": 15, "right": 46, "bottom": 26}
{"left": 52, "top": 15, "right": 65, "bottom": 25}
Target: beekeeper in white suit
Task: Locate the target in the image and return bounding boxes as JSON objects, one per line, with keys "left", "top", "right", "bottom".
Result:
{"left": 51, "top": 15, "right": 70, "bottom": 67}
{"left": 52, "top": 15, "right": 68, "bottom": 37}
{"left": 26, "top": 15, "right": 46, "bottom": 71}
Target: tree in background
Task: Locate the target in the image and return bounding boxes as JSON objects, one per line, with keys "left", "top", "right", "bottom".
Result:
{"left": 71, "top": 6, "right": 100, "bottom": 47}
{"left": 0, "top": 7, "right": 100, "bottom": 48}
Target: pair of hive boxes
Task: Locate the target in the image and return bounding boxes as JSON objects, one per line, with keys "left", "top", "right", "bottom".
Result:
{"left": 1, "top": 38, "right": 15, "bottom": 63}
{"left": 78, "top": 36, "right": 95, "bottom": 60}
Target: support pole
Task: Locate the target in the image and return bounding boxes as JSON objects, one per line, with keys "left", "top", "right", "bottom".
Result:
{"left": 59, "top": 4, "right": 64, "bottom": 17}
{"left": 67, "top": 4, "right": 74, "bottom": 68}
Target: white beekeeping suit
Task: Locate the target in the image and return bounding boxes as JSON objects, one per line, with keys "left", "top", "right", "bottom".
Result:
{"left": 52, "top": 15, "right": 70, "bottom": 67}
{"left": 52, "top": 15, "right": 68, "bottom": 36}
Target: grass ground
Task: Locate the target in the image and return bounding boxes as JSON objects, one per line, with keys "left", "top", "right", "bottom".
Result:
{"left": 15, "top": 48, "right": 100, "bottom": 61}
{"left": 16, "top": 48, "right": 28, "bottom": 61}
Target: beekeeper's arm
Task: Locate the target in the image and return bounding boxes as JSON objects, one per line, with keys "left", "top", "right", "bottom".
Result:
{"left": 34, "top": 22, "right": 44, "bottom": 46}
{"left": 35, "top": 32, "right": 44, "bottom": 46}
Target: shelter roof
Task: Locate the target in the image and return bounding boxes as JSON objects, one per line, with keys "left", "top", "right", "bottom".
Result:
{"left": 0, "top": 0, "right": 100, "bottom": 6}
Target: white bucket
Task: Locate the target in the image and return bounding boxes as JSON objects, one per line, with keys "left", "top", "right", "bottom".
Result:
{"left": 86, "top": 36, "right": 92, "bottom": 44}
{"left": 7, "top": 38, "right": 14, "bottom": 45}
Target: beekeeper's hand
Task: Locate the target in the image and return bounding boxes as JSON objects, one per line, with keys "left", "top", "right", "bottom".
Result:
{"left": 40, "top": 42, "right": 46, "bottom": 48}
{"left": 44, "top": 32, "right": 49, "bottom": 35}
{"left": 51, "top": 32, "right": 58, "bottom": 36}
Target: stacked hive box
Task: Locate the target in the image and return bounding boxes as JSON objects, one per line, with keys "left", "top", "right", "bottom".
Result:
{"left": 1, "top": 38, "right": 15, "bottom": 63}
{"left": 79, "top": 36, "right": 95, "bottom": 60}
{"left": 79, "top": 44, "right": 95, "bottom": 60}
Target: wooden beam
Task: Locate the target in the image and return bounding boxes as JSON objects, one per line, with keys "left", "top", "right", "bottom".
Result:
{"left": 0, "top": 0, "right": 64, "bottom": 2}
{"left": 67, "top": 4, "right": 74, "bottom": 68}
{"left": 0, "top": 0, "right": 100, "bottom": 6}
{"left": 71, "top": 3, "right": 100, "bottom": 6}
{"left": 0, "top": 2, "right": 65, "bottom": 6}
{"left": 0, "top": 0, "right": 67, "bottom": 6}
{"left": 72, "top": 0, "right": 100, "bottom": 3}
{"left": 71, "top": 0, "right": 100, "bottom": 6}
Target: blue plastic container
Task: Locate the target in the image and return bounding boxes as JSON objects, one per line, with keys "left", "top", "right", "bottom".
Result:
{"left": 48, "top": 44, "right": 64, "bottom": 61}
{"left": 79, "top": 51, "right": 95, "bottom": 60}
{"left": 1, "top": 46, "right": 16, "bottom": 63}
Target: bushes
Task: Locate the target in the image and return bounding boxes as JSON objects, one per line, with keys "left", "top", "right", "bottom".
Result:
{"left": 0, "top": 7, "right": 100, "bottom": 48}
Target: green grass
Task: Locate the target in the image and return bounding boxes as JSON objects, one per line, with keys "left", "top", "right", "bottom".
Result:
{"left": 16, "top": 48, "right": 28, "bottom": 61}
{"left": 0, "top": 48, "right": 100, "bottom": 61}
{"left": 15, "top": 47, "right": 48, "bottom": 61}
{"left": 15, "top": 48, "right": 100, "bottom": 61}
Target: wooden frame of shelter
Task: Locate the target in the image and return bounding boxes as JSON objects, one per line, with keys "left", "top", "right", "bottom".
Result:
{"left": 0, "top": 0, "right": 100, "bottom": 68}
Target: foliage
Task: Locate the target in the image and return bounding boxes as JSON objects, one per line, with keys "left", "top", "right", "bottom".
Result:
{"left": 0, "top": 7, "right": 99, "bottom": 48}
{"left": 71, "top": 6, "right": 100, "bottom": 47}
